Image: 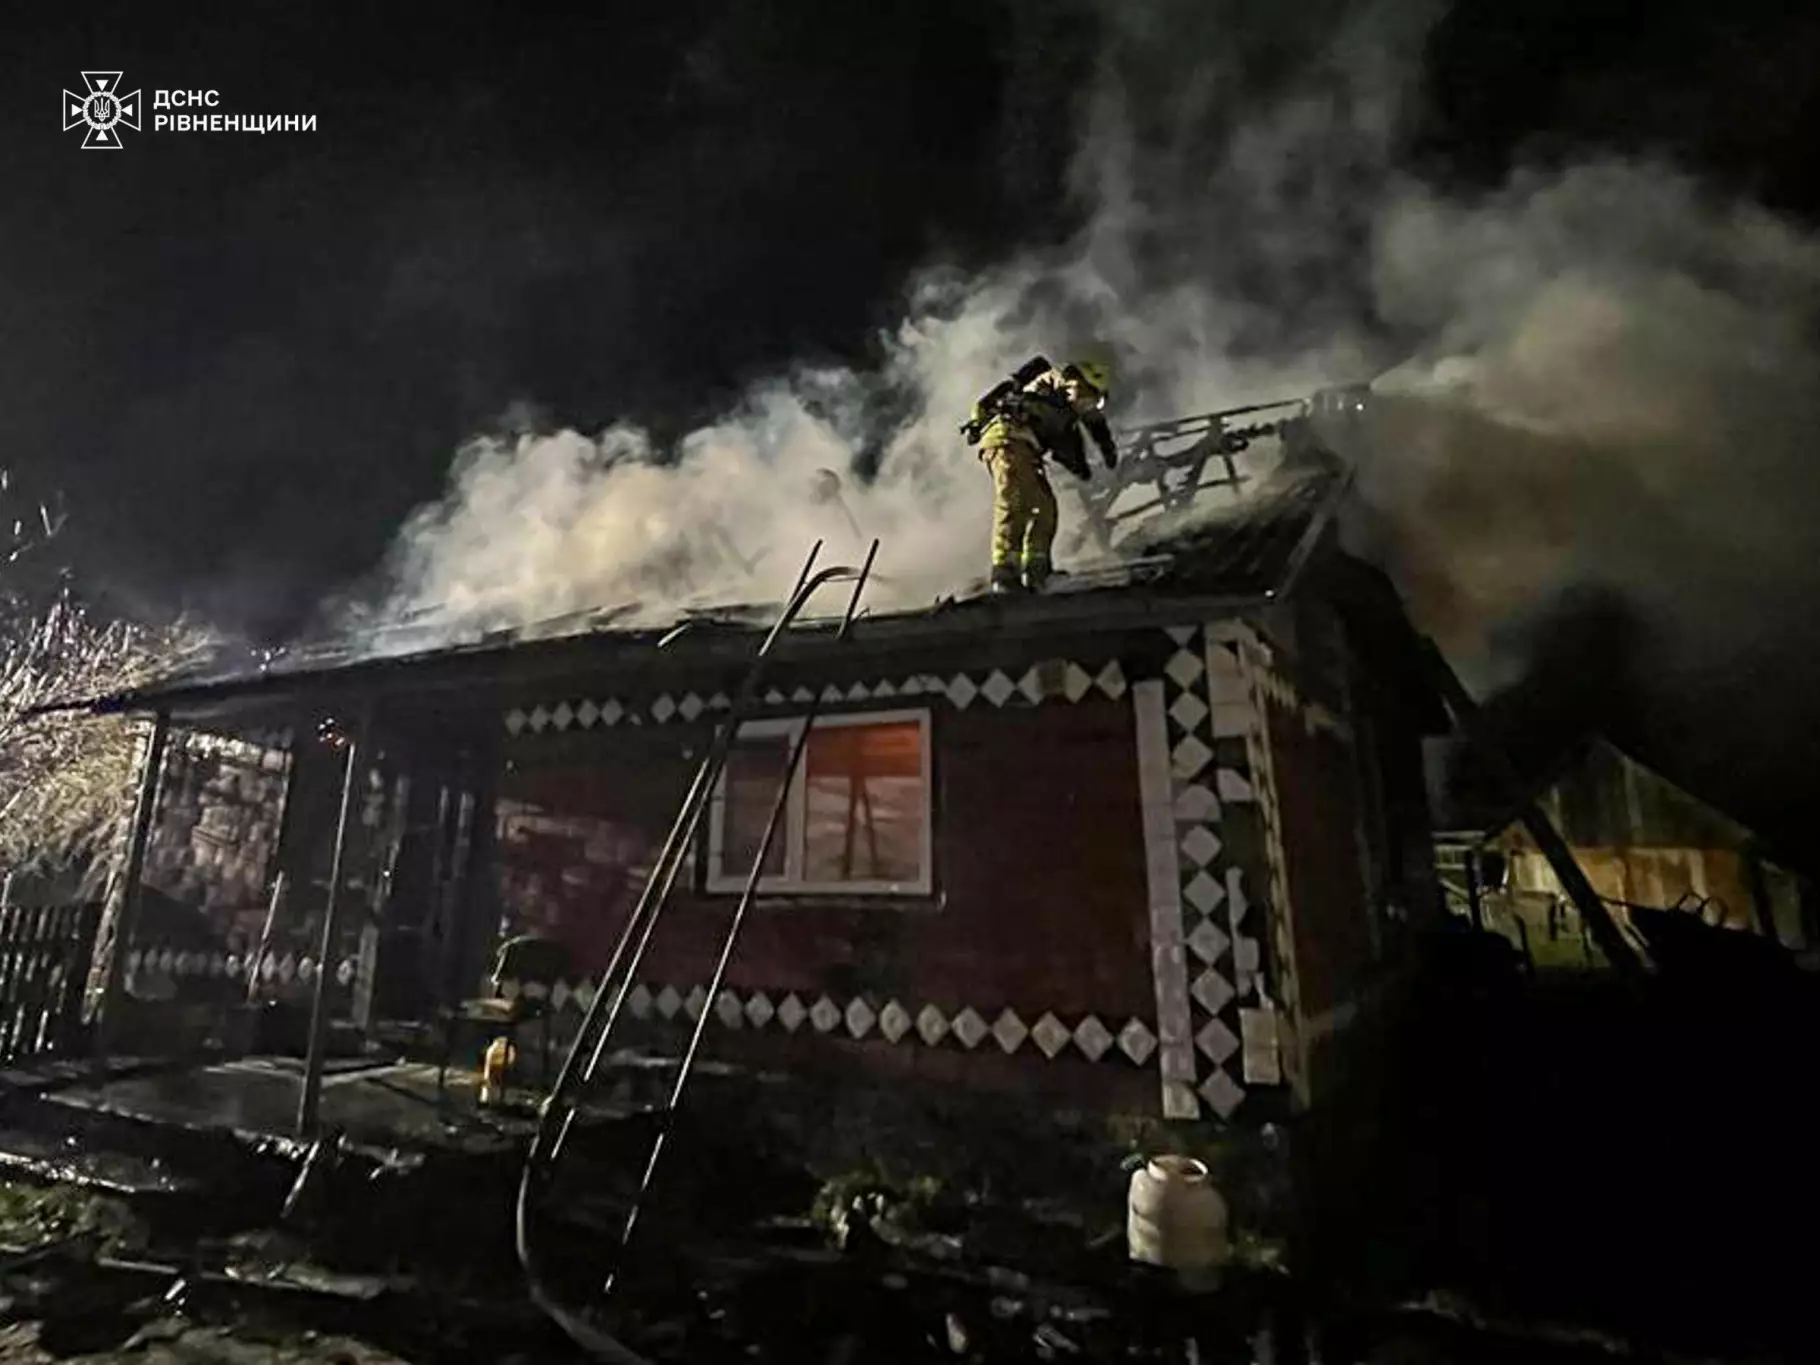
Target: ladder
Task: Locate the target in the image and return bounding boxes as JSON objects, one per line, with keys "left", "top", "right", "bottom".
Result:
{"left": 515, "top": 538, "right": 880, "bottom": 1363}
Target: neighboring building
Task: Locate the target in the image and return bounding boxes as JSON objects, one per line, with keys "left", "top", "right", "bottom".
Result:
{"left": 63, "top": 428, "right": 1447, "bottom": 1125}
{"left": 1435, "top": 736, "right": 1811, "bottom": 969}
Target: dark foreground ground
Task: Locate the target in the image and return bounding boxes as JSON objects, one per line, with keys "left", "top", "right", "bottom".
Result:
{"left": 4, "top": 927, "right": 1818, "bottom": 1364}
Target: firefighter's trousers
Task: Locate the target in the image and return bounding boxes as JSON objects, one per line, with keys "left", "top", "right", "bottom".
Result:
{"left": 983, "top": 442, "right": 1057, "bottom": 585}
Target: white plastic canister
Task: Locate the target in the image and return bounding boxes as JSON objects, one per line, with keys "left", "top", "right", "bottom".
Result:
{"left": 1127, "top": 1154, "right": 1230, "bottom": 1288}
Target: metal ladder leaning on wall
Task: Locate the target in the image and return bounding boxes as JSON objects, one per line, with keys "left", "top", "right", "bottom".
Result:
{"left": 516, "top": 538, "right": 880, "bottom": 1364}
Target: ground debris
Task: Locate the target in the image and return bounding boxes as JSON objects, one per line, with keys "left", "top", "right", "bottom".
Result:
{"left": 42, "top": 1321, "right": 411, "bottom": 1364}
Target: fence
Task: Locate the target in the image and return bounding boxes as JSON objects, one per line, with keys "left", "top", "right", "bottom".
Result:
{"left": 0, "top": 901, "right": 101, "bottom": 1065}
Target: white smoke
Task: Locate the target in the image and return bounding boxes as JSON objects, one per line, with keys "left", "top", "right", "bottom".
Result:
{"left": 364, "top": 0, "right": 1820, "bottom": 722}
{"left": 361, "top": 2, "right": 1398, "bottom": 645}
{"left": 1357, "top": 163, "right": 1820, "bottom": 689}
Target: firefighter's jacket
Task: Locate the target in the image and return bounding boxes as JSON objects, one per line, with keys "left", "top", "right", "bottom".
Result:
{"left": 972, "top": 364, "right": 1118, "bottom": 481}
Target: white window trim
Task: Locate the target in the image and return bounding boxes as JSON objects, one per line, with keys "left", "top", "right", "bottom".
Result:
{"left": 704, "top": 708, "right": 934, "bottom": 898}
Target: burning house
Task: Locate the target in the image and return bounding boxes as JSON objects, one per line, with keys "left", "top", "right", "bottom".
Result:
{"left": 45, "top": 399, "right": 1446, "bottom": 1127}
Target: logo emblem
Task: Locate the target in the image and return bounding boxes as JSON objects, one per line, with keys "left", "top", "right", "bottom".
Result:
{"left": 63, "top": 72, "right": 141, "bottom": 149}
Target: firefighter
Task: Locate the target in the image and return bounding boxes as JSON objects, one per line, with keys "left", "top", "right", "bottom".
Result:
{"left": 964, "top": 356, "right": 1119, "bottom": 593}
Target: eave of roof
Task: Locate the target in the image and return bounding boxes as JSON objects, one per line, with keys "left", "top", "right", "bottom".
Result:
{"left": 36, "top": 449, "right": 1357, "bottom": 724}
{"left": 39, "top": 582, "right": 1283, "bottom": 725}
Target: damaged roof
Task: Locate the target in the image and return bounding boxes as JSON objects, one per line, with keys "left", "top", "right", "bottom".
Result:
{"left": 42, "top": 444, "right": 1360, "bottom": 722}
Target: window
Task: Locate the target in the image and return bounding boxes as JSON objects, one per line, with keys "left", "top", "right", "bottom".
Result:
{"left": 705, "top": 710, "right": 933, "bottom": 896}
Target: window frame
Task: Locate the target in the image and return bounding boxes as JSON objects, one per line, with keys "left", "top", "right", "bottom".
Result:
{"left": 704, "top": 707, "right": 935, "bottom": 898}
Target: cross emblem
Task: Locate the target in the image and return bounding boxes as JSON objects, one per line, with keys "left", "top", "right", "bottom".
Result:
{"left": 63, "top": 71, "right": 141, "bottom": 149}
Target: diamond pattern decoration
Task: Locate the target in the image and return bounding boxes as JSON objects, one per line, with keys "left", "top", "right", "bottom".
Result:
{"left": 501, "top": 649, "right": 1147, "bottom": 743}
{"left": 1171, "top": 734, "right": 1214, "bottom": 780}
{"left": 481, "top": 977, "right": 1164, "bottom": 1074}
{"left": 916, "top": 1004, "right": 949, "bottom": 1046}
{"left": 1074, "top": 1014, "right": 1114, "bottom": 1062}
{"left": 1183, "top": 870, "right": 1225, "bottom": 914}
{"left": 1164, "top": 648, "right": 1204, "bottom": 689}
{"left": 1191, "top": 967, "right": 1235, "bottom": 1017}
{"left": 1187, "top": 919, "right": 1231, "bottom": 964}
{"left": 778, "top": 993, "right": 807, "bottom": 1032}
{"left": 1199, "top": 1068, "right": 1246, "bottom": 1120}
{"left": 991, "top": 1009, "right": 1029, "bottom": 1054}
{"left": 1180, "top": 826, "right": 1222, "bottom": 868}
{"left": 1031, "top": 1013, "right": 1071, "bottom": 1059}
{"left": 1195, "top": 1016, "right": 1241, "bottom": 1064}
{"left": 1168, "top": 691, "right": 1209, "bottom": 734}
{"left": 980, "top": 671, "right": 1015, "bottom": 708}
{"left": 951, "top": 1008, "right": 988, "bottom": 1050}
{"left": 845, "top": 997, "right": 877, "bottom": 1040}
{"left": 1118, "top": 1019, "right": 1159, "bottom": 1065}
{"left": 878, "top": 1000, "right": 911, "bottom": 1043}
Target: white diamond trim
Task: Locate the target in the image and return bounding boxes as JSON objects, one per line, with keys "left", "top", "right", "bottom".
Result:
{"left": 878, "top": 1000, "right": 912, "bottom": 1043}
{"left": 951, "top": 1008, "right": 988, "bottom": 1050}
{"left": 1074, "top": 1015, "right": 1114, "bottom": 1061}
{"left": 1118, "top": 1019, "right": 1158, "bottom": 1065}
{"left": 1191, "top": 968, "right": 1235, "bottom": 1017}
{"left": 1031, "top": 1013, "right": 1071, "bottom": 1059}
{"left": 991, "top": 1009, "right": 1029, "bottom": 1054}
{"left": 1187, "top": 919, "right": 1231, "bottom": 964}
{"left": 1168, "top": 691, "right": 1209, "bottom": 734}
{"left": 1180, "top": 825, "right": 1223, "bottom": 867}
{"left": 1199, "top": 1068, "right": 1245, "bottom": 1120}
{"left": 916, "top": 1004, "right": 949, "bottom": 1046}
{"left": 1196, "top": 1016, "right": 1241, "bottom": 1064}
{"left": 778, "top": 993, "right": 807, "bottom": 1032}
{"left": 845, "top": 997, "right": 877, "bottom": 1039}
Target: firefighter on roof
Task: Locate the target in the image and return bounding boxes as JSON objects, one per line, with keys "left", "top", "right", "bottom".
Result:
{"left": 963, "top": 356, "right": 1119, "bottom": 593}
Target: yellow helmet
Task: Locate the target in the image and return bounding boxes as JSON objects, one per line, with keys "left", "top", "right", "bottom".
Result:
{"left": 1068, "top": 359, "right": 1113, "bottom": 397}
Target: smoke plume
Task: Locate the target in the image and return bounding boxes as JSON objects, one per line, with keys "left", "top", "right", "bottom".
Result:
{"left": 363, "top": 1, "right": 1403, "bottom": 642}
{"left": 366, "top": 0, "right": 1820, "bottom": 800}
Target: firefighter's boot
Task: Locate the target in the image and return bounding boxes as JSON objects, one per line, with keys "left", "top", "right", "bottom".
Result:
{"left": 990, "top": 564, "right": 1026, "bottom": 595}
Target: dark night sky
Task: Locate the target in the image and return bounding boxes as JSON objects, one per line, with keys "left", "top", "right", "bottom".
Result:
{"left": 2, "top": 0, "right": 1817, "bottom": 644}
